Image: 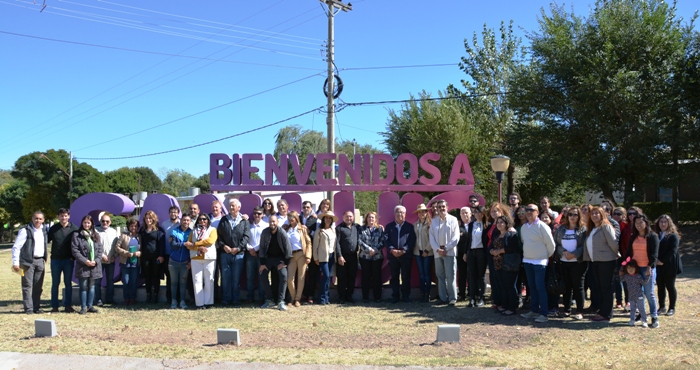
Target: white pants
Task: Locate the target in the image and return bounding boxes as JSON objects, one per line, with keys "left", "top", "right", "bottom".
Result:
{"left": 192, "top": 259, "right": 215, "bottom": 307}
{"left": 435, "top": 256, "right": 457, "bottom": 302}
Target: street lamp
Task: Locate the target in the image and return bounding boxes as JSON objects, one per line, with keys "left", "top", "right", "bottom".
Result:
{"left": 490, "top": 155, "right": 510, "bottom": 204}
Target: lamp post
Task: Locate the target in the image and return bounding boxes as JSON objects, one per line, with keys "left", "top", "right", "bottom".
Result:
{"left": 490, "top": 155, "right": 510, "bottom": 204}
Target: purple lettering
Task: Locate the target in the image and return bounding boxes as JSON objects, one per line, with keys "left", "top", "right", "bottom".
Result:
{"left": 315, "top": 153, "right": 337, "bottom": 186}
{"left": 338, "top": 154, "right": 362, "bottom": 186}
{"left": 265, "top": 154, "right": 289, "bottom": 186}
{"left": 419, "top": 153, "right": 441, "bottom": 185}
{"left": 241, "top": 153, "right": 263, "bottom": 186}
{"left": 395, "top": 153, "right": 418, "bottom": 185}
{"left": 372, "top": 154, "right": 395, "bottom": 186}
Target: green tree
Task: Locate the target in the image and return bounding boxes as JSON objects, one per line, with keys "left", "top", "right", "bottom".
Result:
{"left": 161, "top": 169, "right": 197, "bottom": 197}
{"left": 133, "top": 167, "right": 162, "bottom": 193}
{"left": 274, "top": 125, "right": 326, "bottom": 185}
{"left": 507, "top": 0, "right": 691, "bottom": 206}
{"left": 382, "top": 91, "right": 497, "bottom": 200}
{"left": 0, "top": 170, "right": 12, "bottom": 187}
{"left": 105, "top": 167, "right": 140, "bottom": 195}
{"left": 0, "top": 180, "right": 28, "bottom": 224}
{"left": 193, "top": 173, "right": 211, "bottom": 194}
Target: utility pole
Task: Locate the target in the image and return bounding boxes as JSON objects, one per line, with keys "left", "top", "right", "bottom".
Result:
{"left": 321, "top": 0, "right": 352, "bottom": 207}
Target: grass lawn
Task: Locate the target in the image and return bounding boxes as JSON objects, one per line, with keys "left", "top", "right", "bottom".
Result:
{"left": 1, "top": 226, "right": 699, "bottom": 369}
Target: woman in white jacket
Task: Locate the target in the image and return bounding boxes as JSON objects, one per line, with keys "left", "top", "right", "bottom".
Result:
{"left": 186, "top": 213, "right": 218, "bottom": 309}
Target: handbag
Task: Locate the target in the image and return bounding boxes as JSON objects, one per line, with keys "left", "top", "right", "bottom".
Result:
{"left": 546, "top": 261, "right": 565, "bottom": 295}
{"left": 502, "top": 253, "right": 521, "bottom": 272}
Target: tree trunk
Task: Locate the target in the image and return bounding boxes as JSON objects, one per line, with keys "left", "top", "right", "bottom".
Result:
{"left": 507, "top": 164, "right": 515, "bottom": 195}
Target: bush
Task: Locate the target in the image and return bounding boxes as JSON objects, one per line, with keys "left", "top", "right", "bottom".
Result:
{"left": 633, "top": 201, "right": 700, "bottom": 222}
{"left": 111, "top": 215, "right": 127, "bottom": 228}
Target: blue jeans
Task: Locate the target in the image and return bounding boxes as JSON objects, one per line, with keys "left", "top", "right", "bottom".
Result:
{"left": 121, "top": 264, "right": 138, "bottom": 300}
{"left": 50, "top": 258, "right": 73, "bottom": 309}
{"left": 94, "top": 263, "right": 115, "bottom": 303}
{"left": 221, "top": 253, "right": 245, "bottom": 304}
{"left": 639, "top": 266, "right": 658, "bottom": 318}
{"left": 415, "top": 254, "right": 433, "bottom": 294}
{"left": 245, "top": 253, "right": 265, "bottom": 301}
{"left": 524, "top": 263, "right": 548, "bottom": 317}
{"left": 318, "top": 262, "right": 330, "bottom": 304}
{"left": 169, "top": 260, "right": 189, "bottom": 303}
{"left": 78, "top": 277, "right": 96, "bottom": 309}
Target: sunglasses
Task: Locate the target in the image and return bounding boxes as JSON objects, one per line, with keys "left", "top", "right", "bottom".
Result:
{"left": 525, "top": 208, "right": 536, "bottom": 212}
{"left": 613, "top": 212, "right": 623, "bottom": 216}
{"left": 197, "top": 218, "right": 208, "bottom": 221}
{"left": 253, "top": 212, "right": 263, "bottom": 216}
{"left": 517, "top": 211, "right": 526, "bottom": 215}
{"left": 101, "top": 220, "right": 110, "bottom": 223}
{"left": 469, "top": 199, "right": 478, "bottom": 203}
{"left": 568, "top": 213, "right": 579, "bottom": 217}
{"left": 628, "top": 212, "right": 638, "bottom": 216}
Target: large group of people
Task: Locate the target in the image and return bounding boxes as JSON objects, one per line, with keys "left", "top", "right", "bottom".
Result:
{"left": 10, "top": 193, "right": 683, "bottom": 328}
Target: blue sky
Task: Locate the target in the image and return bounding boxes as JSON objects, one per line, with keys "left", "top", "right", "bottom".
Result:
{"left": 1, "top": 0, "right": 697, "bottom": 179}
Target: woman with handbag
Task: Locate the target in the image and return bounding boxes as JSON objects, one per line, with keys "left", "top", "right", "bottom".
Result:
{"left": 554, "top": 206, "right": 587, "bottom": 320}
{"left": 489, "top": 215, "right": 521, "bottom": 316}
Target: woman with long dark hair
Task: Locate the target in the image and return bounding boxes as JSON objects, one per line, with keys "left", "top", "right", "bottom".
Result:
{"left": 654, "top": 214, "right": 682, "bottom": 317}
{"left": 490, "top": 215, "right": 521, "bottom": 316}
{"left": 554, "top": 206, "right": 587, "bottom": 320}
{"left": 626, "top": 214, "right": 660, "bottom": 328}
{"left": 115, "top": 219, "right": 140, "bottom": 305}
{"left": 262, "top": 198, "right": 276, "bottom": 223}
{"left": 583, "top": 206, "right": 619, "bottom": 322}
{"left": 71, "top": 215, "right": 103, "bottom": 314}
{"left": 187, "top": 213, "right": 218, "bottom": 309}
{"left": 138, "top": 210, "right": 166, "bottom": 304}
{"left": 465, "top": 205, "right": 489, "bottom": 307}
{"left": 486, "top": 202, "right": 511, "bottom": 310}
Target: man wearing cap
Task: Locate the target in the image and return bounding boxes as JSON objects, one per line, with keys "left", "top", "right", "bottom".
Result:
{"left": 385, "top": 205, "right": 416, "bottom": 303}
{"left": 430, "top": 200, "right": 461, "bottom": 306}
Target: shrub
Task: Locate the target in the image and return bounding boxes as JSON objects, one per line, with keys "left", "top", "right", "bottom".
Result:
{"left": 633, "top": 202, "right": 700, "bottom": 222}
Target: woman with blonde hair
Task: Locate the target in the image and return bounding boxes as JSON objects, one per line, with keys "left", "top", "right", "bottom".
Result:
{"left": 583, "top": 206, "right": 619, "bottom": 322}
{"left": 139, "top": 210, "right": 166, "bottom": 304}
{"left": 413, "top": 204, "right": 433, "bottom": 302}
{"left": 360, "top": 211, "right": 387, "bottom": 302}
{"left": 284, "top": 211, "right": 312, "bottom": 307}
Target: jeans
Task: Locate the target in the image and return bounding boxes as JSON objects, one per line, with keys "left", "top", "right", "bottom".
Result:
{"left": 168, "top": 260, "right": 189, "bottom": 304}
{"left": 639, "top": 266, "right": 658, "bottom": 318}
{"left": 318, "top": 262, "right": 330, "bottom": 304}
{"left": 262, "top": 257, "right": 288, "bottom": 304}
{"left": 94, "top": 263, "right": 115, "bottom": 303}
{"left": 523, "top": 263, "right": 548, "bottom": 317}
{"left": 245, "top": 253, "right": 265, "bottom": 302}
{"left": 121, "top": 264, "right": 138, "bottom": 301}
{"left": 220, "top": 252, "right": 245, "bottom": 304}
{"left": 78, "top": 277, "right": 96, "bottom": 309}
{"left": 50, "top": 258, "right": 73, "bottom": 309}
{"left": 629, "top": 296, "right": 647, "bottom": 322}
{"left": 434, "top": 255, "right": 457, "bottom": 302}
{"left": 415, "top": 254, "right": 433, "bottom": 294}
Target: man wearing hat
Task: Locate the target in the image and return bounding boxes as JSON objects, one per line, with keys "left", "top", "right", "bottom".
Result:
{"left": 413, "top": 203, "right": 434, "bottom": 302}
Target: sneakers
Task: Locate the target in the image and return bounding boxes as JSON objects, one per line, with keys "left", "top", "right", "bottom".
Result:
{"left": 651, "top": 318, "right": 659, "bottom": 328}
{"left": 627, "top": 320, "right": 635, "bottom": 326}
{"left": 476, "top": 299, "right": 485, "bottom": 307}
{"left": 260, "top": 300, "right": 273, "bottom": 309}
{"left": 642, "top": 322, "right": 649, "bottom": 328}
{"left": 179, "top": 301, "right": 188, "bottom": 309}
{"left": 535, "top": 315, "right": 549, "bottom": 323}
{"left": 278, "top": 302, "right": 287, "bottom": 311}
{"left": 171, "top": 300, "right": 178, "bottom": 309}
{"left": 666, "top": 309, "right": 675, "bottom": 316}
{"left": 573, "top": 313, "right": 583, "bottom": 320}
{"left": 521, "top": 311, "right": 539, "bottom": 319}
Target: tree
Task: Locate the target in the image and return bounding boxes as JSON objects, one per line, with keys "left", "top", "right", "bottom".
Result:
{"left": 507, "top": 0, "right": 691, "bottom": 206}
{"left": 105, "top": 167, "right": 140, "bottom": 195}
{"left": 274, "top": 125, "right": 326, "bottom": 184}
{"left": 161, "top": 169, "right": 197, "bottom": 197}
{"left": 0, "top": 170, "right": 12, "bottom": 187}
{"left": 448, "top": 21, "right": 531, "bottom": 197}
{"left": 133, "top": 167, "right": 162, "bottom": 193}
{"left": 0, "top": 180, "right": 28, "bottom": 224}
{"left": 382, "top": 91, "right": 498, "bottom": 200}
{"left": 193, "top": 173, "right": 211, "bottom": 194}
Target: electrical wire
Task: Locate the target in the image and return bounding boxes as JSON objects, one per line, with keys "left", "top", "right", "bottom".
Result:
{"left": 0, "top": 30, "right": 323, "bottom": 70}
{"left": 77, "top": 106, "right": 324, "bottom": 160}
{"left": 342, "top": 63, "right": 457, "bottom": 71}
{"left": 0, "top": 4, "right": 324, "bottom": 155}
{"left": 73, "top": 72, "right": 324, "bottom": 152}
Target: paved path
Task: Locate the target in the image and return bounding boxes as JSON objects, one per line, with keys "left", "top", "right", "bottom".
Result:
{"left": 0, "top": 352, "right": 500, "bottom": 370}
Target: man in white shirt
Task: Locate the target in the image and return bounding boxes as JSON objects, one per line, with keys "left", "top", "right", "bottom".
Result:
{"left": 245, "top": 206, "right": 268, "bottom": 305}
{"left": 12, "top": 211, "right": 47, "bottom": 314}
{"left": 429, "top": 200, "right": 461, "bottom": 306}
{"left": 520, "top": 204, "right": 555, "bottom": 323}
{"left": 276, "top": 199, "right": 290, "bottom": 226}
{"left": 95, "top": 213, "right": 120, "bottom": 306}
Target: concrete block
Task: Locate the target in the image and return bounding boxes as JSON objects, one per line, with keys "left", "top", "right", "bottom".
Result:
{"left": 35, "top": 319, "right": 57, "bottom": 337}
{"left": 217, "top": 329, "right": 241, "bottom": 346}
{"left": 436, "top": 324, "right": 460, "bottom": 343}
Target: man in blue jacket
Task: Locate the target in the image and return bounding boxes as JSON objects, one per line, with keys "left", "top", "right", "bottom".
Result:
{"left": 169, "top": 214, "right": 192, "bottom": 309}
{"left": 385, "top": 205, "right": 416, "bottom": 303}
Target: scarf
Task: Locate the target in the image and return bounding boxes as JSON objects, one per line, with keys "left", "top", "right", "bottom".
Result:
{"left": 82, "top": 230, "right": 94, "bottom": 261}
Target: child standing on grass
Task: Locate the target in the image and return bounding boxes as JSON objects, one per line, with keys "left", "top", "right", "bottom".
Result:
{"left": 620, "top": 258, "right": 651, "bottom": 328}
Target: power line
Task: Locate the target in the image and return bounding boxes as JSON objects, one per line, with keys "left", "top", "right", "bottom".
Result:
{"left": 0, "top": 30, "right": 323, "bottom": 71}
{"left": 73, "top": 72, "right": 324, "bottom": 152}
{"left": 77, "top": 106, "right": 324, "bottom": 160}
{"left": 0, "top": 4, "right": 323, "bottom": 156}
{"left": 342, "top": 63, "right": 457, "bottom": 71}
